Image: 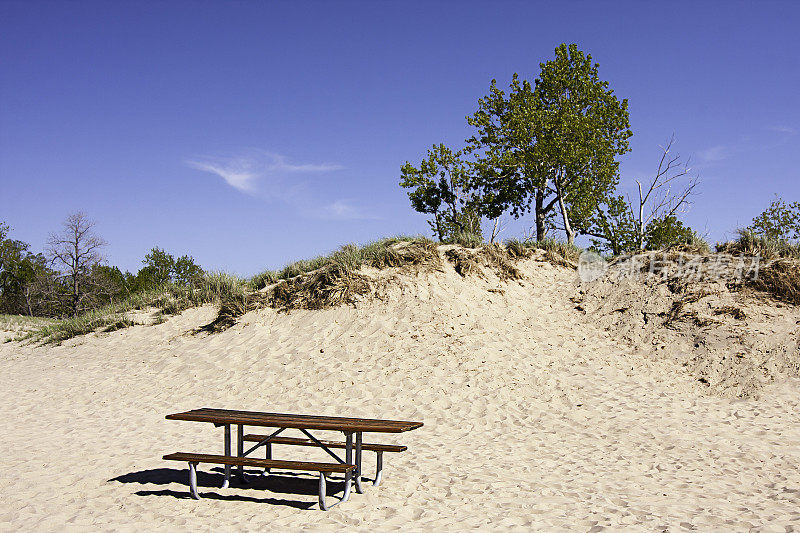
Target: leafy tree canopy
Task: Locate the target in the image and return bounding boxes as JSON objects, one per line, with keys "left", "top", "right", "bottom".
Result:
{"left": 400, "top": 144, "right": 481, "bottom": 243}
{"left": 467, "top": 43, "right": 632, "bottom": 243}
{"left": 747, "top": 196, "right": 800, "bottom": 241}
{"left": 135, "top": 247, "right": 204, "bottom": 290}
{"left": 644, "top": 216, "right": 702, "bottom": 250}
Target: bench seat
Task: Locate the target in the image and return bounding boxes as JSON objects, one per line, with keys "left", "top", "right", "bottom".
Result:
{"left": 242, "top": 435, "right": 407, "bottom": 453}
{"left": 163, "top": 452, "right": 355, "bottom": 510}
{"left": 163, "top": 452, "right": 355, "bottom": 473}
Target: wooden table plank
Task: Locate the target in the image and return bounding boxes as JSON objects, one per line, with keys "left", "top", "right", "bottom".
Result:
{"left": 166, "top": 407, "right": 423, "bottom": 433}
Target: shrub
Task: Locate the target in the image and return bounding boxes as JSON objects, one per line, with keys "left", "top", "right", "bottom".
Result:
{"left": 717, "top": 230, "right": 800, "bottom": 260}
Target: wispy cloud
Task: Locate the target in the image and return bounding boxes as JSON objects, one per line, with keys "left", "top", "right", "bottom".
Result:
{"left": 186, "top": 150, "right": 343, "bottom": 195}
{"left": 186, "top": 150, "right": 375, "bottom": 219}
{"left": 186, "top": 160, "right": 259, "bottom": 193}
{"left": 768, "top": 125, "right": 797, "bottom": 135}
{"left": 320, "top": 199, "right": 379, "bottom": 220}
{"left": 697, "top": 145, "right": 728, "bottom": 163}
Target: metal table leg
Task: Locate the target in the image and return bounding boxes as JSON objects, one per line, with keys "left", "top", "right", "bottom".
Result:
{"left": 263, "top": 441, "right": 272, "bottom": 475}
{"left": 188, "top": 461, "right": 201, "bottom": 499}
{"left": 374, "top": 451, "right": 383, "bottom": 486}
{"left": 237, "top": 424, "right": 248, "bottom": 483}
{"left": 342, "top": 432, "right": 353, "bottom": 503}
{"left": 222, "top": 424, "right": 231, "bottom": 488}
{"left": 354, "top": 432, "right": 364, "bottom": 493}
{"left": 319, "top": 469, "right": 352, "bottom": 511}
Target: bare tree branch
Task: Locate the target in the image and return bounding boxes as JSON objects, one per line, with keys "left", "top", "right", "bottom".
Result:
{"left": 46, "top": 211, "right": 107, "bottom": 317}
{"left": 632, "top": 136, "right": 699, "bottom": 249}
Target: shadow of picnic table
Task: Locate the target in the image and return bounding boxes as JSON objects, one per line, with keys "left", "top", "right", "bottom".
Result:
{"left": 109, "top": 466, "right": 349, "bottom": 510}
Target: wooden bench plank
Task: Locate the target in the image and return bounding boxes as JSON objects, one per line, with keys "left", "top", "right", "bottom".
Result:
{"left": 163, "top": 452, "right": 355, "bottom": 473}
{"left": 243, "top": 434, "right": 407, "bottom": 453}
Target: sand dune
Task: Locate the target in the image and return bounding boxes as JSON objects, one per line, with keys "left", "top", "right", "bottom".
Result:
{"left": 1, "top": 255, "right": 799, "bottom": 531}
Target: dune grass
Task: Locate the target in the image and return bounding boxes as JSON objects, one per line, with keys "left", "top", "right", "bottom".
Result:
{"left": 202, "top": 236, "right": 439, "bottom": 332}
{"left": 748, "top": 258, "right": 800, "bottom": 305}
{"left": 1, "top": 314, "right": 56, "bottom": 342}
{"left": 21, "top": 230, "right": 796, "bottom": 345}
{"left": 22, "top": 237, "right": 435, "bottom": 343}
{"left": 0, "top": 314, "right": 55, "bottom": 331}
{"left": 23, "top": 272, "right": 249, "bottom": 345}
{"left": 717, "top": 229, "right": 800, "bottom": 260}
{"left": 17, "top": 234, "right": 599, "bottom": 343}
{"left": 504, "top": 237, "right": 583, "bottom": 264}
{"left": 248, "top": 235, "right": 432, "bottom": 290}
{"left": 669, "top": 233, "right": 712, "bottom": 255}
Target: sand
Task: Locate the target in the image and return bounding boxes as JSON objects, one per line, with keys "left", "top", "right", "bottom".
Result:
{"left": 1, "top": 257, "right": 799, "bottom": 531}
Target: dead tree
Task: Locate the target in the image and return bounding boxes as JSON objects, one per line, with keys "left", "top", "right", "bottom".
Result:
{"left": 47, "top": 212, "right": 107, "bottom": 316}
{"left": 631, "top": 135, "right": 699, "bottom": 249}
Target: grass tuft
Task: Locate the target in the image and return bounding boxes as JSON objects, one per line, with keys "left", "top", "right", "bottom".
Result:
{"left": 748, "top": 258, "right": 800, "bottom": 305}
{"left": 504, "top": 237, "right": 582, "bottom": 266}
{"left": 717, "top": 230, "right": 800, "bottom": 260}
{"left": 666, "top": 233, "right": 711, "bottom": 255}
{"left": 444, "top": 248, "right": 484, "bottom": 278}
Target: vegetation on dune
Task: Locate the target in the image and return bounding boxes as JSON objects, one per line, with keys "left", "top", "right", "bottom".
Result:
{"left": 2, "top": 44, "right": 798, "bottom": 344}
{"left": 0, "top": 314, "right": 55, "bottom": 340}
{"left": 746, "top": 196, "right": 800, "bottom": 241}
{"left": 399, "top": 145, "right": 482, "bottom": 244}
{"left": 508, "top": 237, "right": 582, "bottom": 264}
{"left": 747, "top": 258, "right": 800, "bottom": 306}
{"left": 20, "top": 272, "right": 248, "bottom": 345}
{"left": 399, "top": 43, "right": 706, "bottom": 256}
{"left": 248, "top": 236, "right": 434, "bottom": 290}
{"left": 201, "top": 238, "right": 440, "bottom": 333}
{"left": 717, "top": 229, "right": 800, "bottom": 260}
{"left": 205, "top": 236, "right": 587, "bottom": 334}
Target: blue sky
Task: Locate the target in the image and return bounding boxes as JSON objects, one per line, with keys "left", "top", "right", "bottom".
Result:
{"left": 1, "top": 1, "right": 798, "bottom": 275}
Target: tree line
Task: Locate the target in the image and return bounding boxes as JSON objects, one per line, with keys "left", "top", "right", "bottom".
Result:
{"left": 400, "top": 43, "right": 705, "bottom": 254}
{"left": 0, "top": 212, "right": 203, "bottom": 317}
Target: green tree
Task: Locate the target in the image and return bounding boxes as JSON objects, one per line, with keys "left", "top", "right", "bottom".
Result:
{"left": 135, "top": 247, "right": 204, "bottom": 290}
{"left": 584, "top": 195, "right": 638, "bottom": 255}
{"left": 467, "top": 43, "right": 632, "bottom": 243}
{"left": 0, "top": 222, "right": 55, "bottom": 315}
{"left": 137, "top": 247, "right": 176, "bottom": 289}
{"left": 534, "top": 44, "right": 632, "bottom": 244}
{"left": 92, "top": 264, "right": 134, "bottom": 305}
{"left": 400, "top": 144, "right": 482, "bottom": 242}
{"left": 174, "top": 255, "right": 204, "bottom": 285}
{"left": 0, "top": 227, "right": 34, "bottom": 313}
{"left": 467, "top": 74, "right": 550, "bottom": 236}
{"left": 747, "top": 196, "right": 800, "bottom": 241}
{"left": 644, "top": 216, "right": 700, "bottom": 250}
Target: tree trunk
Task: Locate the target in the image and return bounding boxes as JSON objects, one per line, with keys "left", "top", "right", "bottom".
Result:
{"left": 637, "top": 182, "right": 645, "bottom": 250}
{"left": 534, "top": 190, "right": 546, "bottom": 241}
{"left": 554, "top": 172, "right": 575, "bottom": 244}
{"left": 25, "top": 287, "right": 33, "bottom": 316}
{"left": 73, "top": 276, "right": 79, "bottom": 317}
{"left": 434, "top": 213, "right": 445, "bottom": 242}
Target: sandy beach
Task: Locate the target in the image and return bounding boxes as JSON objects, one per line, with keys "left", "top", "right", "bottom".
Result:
{"left": 1, "top": 257, "right": 799, "bottom": 531}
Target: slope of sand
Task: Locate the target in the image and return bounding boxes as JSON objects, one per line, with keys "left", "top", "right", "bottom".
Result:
{"left": 579, "top": 251, "right": 800, "bottom": 399}
{"left": 1, "top": 256, "right": 799, "bottom": 531}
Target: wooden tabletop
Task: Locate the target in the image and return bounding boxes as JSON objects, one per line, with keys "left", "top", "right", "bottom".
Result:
{"left": 166, "top": 407, "right": 424, "bottom": 433}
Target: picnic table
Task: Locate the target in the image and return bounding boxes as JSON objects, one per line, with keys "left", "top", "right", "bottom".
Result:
{"left": 163, "top": 407, "right": 423, "bottom": 510}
